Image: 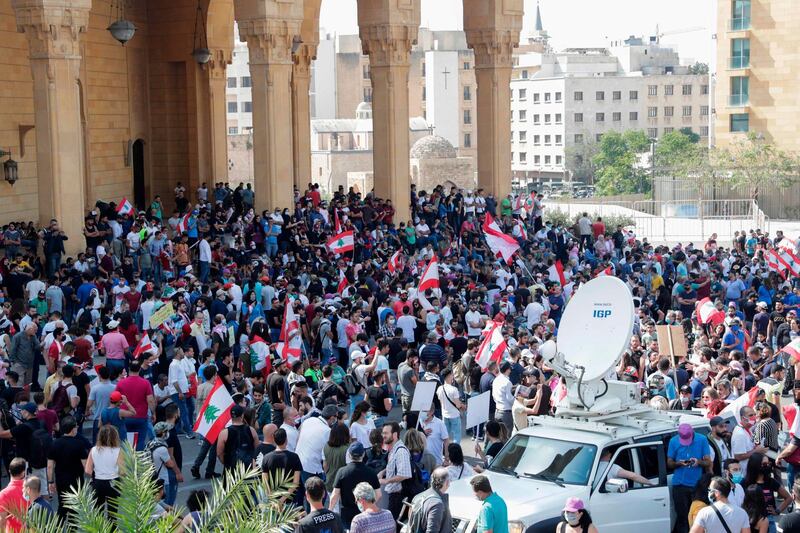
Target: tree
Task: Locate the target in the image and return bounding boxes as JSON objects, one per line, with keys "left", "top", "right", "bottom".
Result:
{"left": 655, "top": 130, "right": 699, "bottom": 172}
{"left": 593, "top": 130, "right": 651, "bottom": 195}
{"left": 21, "top": 447, "right": 302, "bottom": 533}
{"left": 679, "top": 127, "right": 701, "bottom": 144}
{"left": 717, "top": 131, "right": 800, "bottom": 200}
{"left": 688, "top": 62, "right": 709, "bottom": 75}
{"left": 565, "top": 141, "right": 599, "bottom": 183}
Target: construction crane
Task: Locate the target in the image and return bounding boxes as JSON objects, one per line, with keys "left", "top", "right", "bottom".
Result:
{"left": 654, "top": 25, "right": 707, "bottom": 43}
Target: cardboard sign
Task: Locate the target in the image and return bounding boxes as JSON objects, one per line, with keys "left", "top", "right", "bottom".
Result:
{"left": 466, "top": 391, "right": 491, "bottom": 429}
{"left": 148, "top": 302, "right": 175, "bottom": 329}
{"left": 409, "top": 380, "right": 438, "bottom": 413}
{"left": 656, "top": 325, "right": 688, "bottom": 361}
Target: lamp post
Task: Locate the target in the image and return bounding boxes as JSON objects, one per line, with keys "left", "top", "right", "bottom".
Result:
{"left": 648, "top": 137, "right": 657, "bottom": 194}
{"left": 0, "top": 149, "right": 19, "bottom": 186}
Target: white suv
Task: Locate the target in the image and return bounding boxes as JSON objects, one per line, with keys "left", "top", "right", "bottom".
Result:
{"left": 447, "top": 407, "right": 720, "bottom": 533}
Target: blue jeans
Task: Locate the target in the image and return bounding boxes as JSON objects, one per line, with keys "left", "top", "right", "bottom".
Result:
{"left": 124, "top": 417, "right": 150, "bottom": 451}
{"left": 171, "top": 393, "right": 192, "bottom": 435}
{"left": 266, "top": 242, "right": 278, "bottom": 258}
{"left": 106, "top": 358, "right": 126, "bottom": 374}
{"left": 199, "top": 261, "right": 210, "bottom": 283}
{"left": 165, "top": 469, "right": 178, "bottom": 506}
{"left": 444, "top": 416, "right": 462, "bottom": 444}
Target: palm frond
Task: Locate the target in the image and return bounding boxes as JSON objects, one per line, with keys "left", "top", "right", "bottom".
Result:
{"left": 60, "top": 481, "right": 116, "bottom": 533}
{"left": 18, "top": 502, "right": 64, "bottom": 533}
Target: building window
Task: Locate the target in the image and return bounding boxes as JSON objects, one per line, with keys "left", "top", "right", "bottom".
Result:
{"left": 243, "top": 101, "right": 252, "bottom": 113}
{"left": 574, "top": 134, "right": 584, "bottom": 143}
{"left": 240, "top": 76, "right": 252, "bottom": 88}
{"left": 544, "top": 92, "right": 551, "bottom": 103}
{"left": 574, "top": 91, "right": 583, "bottom": 101}
{"left": 530, "top": 112, "right": 537, "bottom": 123}
{"left": 596, "top": 112, "right": 605, "bottom": 122}
{"left": 664, "top": 106, "right": 674, "bottom": 117}
{"left": 555, "top": 92, "right": 562, "bottom": 102}
{"left": 518, "top": 88, "right": 527, "bottom": 101}
{"left": 464, "top": 86, "right": 472, "bottom": 101}
{"left": 647, "top": 127, "right": 658, "bottom": 138}
{"left": 612, "top": 91, "right": 621, "bottom": 101}
{"left": 521, "top": 70, "right": 529, "bottom": 79}
{"left": 464, "top": 109, "right": 472, "bottom": 124}
{"left": 732, "top": 0, "right": 751, "bottom": 30}
{"left": 596, "top": 91, "right": 604, "bottom": 101}
{"left": 519, "top": 152, "right": 527, "bottom": 163}
{"left": 682, "top": 84, "right": 693, "bottom": 95}
{"left": 534, "top": 155, "right": 540, "bottom": 164}
{"left": 545, "top": 155, "right": 551, "bottom": 165}
{"left": 544, "top": 135, "right": 551, "bottom": 145}
{"left": 648, "top": 85, "right": 658, "bottom": 96}
{"left": 730, "top": 76, "right": 749, "bottom": 106}
{"left": 629, "top": 90, "right": 638, "bottom": 101}
{"left": 544, "top": 114, "right": 551, "bottom": 124}
{"left": 700, "top": 105, "right": 709, "bottom": 116}
{"left": 575, "top": 155, "right": 584, "bottom": 165}
{"left": 228, "top": 127, "right": 238, "bottom": 134}
{"left": 556, "top": 155, "right": 563, "bottom": 165}
{"left": 555, "top": 134, "right": 563, "bottom": 145}
{"left": 630, "top": 111, "right": 638, "bottom": 121}
{"left": 701, "top": 85, "right": 709, "bottom": 95}
{"left": 227, "top": 77, "right": 237, "bottom": 88}
{"left": 519, "top": 131, "right": 527, "bottom": 143}
{"left": 574, "top": 112, "right": 583, "bottom": 122}
{"left": 422, "top": 87, "right": 426, "bottom": 101}
{"left": 421, "top": 62, "right": 425, "bottom": 76}
{"left": 730, "top": 112, "right": 749, "bottom": 132}
{"left": 700, "top": 126, "right": 709, "bottom": 136}
{"left": 533, "top": 93, "right": 540, "bottom": 104}
{"left": 463, "top": 61, "right": 471, "bottom": 70}
{"left": 665, "top": 85, "right": 674, "bottom": 96}
{"left": 595, "top": 134, "right": 603, "bottom": 142}
{"left": 555, "top": 113, "right": 562, "bottom": 124}
{"left": 682, "top": 105, "right": 692, "bottom": 117}
{"left": 648, "top": 106, "right": 657, "bottom": 118}
{"left": 463, "top": 133, "right": 471, "bottom": 147}
{"left": 664, "top": 127, "right": 674, "bottom": 134}
{"left": 227, "top": 102, "right": 238, "bottom": 113}
{"left": 363, "top": 87, "right": 372, "bottom": 102}
{"left": 612, "top": 112, "right": 621, "bottom": 122}
{"left": 533, "top": 135, "right": 541, "bottom": 145}
{"left": 731, "top": 38, "right": 750, "bottom": 69}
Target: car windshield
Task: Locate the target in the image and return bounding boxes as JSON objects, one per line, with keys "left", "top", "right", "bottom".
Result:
{"left": 488, "top": 434, "right": 597, "bottom": 486}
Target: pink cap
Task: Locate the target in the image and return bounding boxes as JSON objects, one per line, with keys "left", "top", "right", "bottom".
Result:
{"left": 563, "top": 497, "right": 585, "bottom": 513}
{"left": 678, "top": 423, "right": 694, "bottom": 446}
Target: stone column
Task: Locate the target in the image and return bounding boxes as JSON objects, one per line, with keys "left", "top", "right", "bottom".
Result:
{"left": 208, "top": 49, "right": 232, "bottom": 184}
{"left": 464, "top": 0, "right": 522, "bottom": 199}
{"left": 235, "top": 1, "right": 302, "bottom": 211}
{"left": 13, "top": 0, "right": 91, "bottom": 255}
{"left": 291, "top": 42, "right": 315, "bottom": 190}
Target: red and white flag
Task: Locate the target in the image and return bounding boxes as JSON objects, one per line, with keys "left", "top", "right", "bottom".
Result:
{"left": 132, "top": 333, "right": 154, "bottom": 358}
{"left": 695, "top": 297, "right": 725, "bottom": 326}
{"left": 388, "top": 250, "right": 403, "bottom": 274}
{"left": 482, "top": 212, "right": 520, "bottom": 264}
{"left": 595, "top": 265, "right": 613, "bottom": 277}
{"left": 116, "top": 198, "right": 134, "bottom": 216}
{"left": 193, "top": 377, "right": 234, "bottom": 443}
{"left": 326, "top": 230, "right": 355, "bottom": 254}
{"left": 514, "top": 220, "right": 528, "bottom": 241}
{"left": 547, "top": 260, "right": 566, "bottom": 285}
{"left": 773, "top": 246, "right": 800, "bottom": 277}
{"left": 176, "top": 213, "right": 191, "bottom": 234}
{"left": 337, "top": 269, "right": 349, "bottom": 294}
{"left": 277, "top": 300, "right": 302, "bottom": 363}
{"left": 249, "top": 335, "right": 271, "bottom": 373}
{"left": 475, "top": 323, "right": 507, "bottom": 370}
{"left": 334, "top": 209, "right": 343, "bottom": 234}
{"left": 416, "top": 255, "right": 440, "bottom": 311}
{"left": 766, "top": 250, "right": 788, "bottom": 280}
{"left": 719, "top": 385, "right": 760, "bottom": 423}
{"left": 782, "top": 338, "right": 800, "bottom": 365}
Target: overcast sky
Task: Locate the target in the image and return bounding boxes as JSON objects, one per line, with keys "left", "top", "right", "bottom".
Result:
{"left": 319, "top": 0, "right": 716, "bottom": 65}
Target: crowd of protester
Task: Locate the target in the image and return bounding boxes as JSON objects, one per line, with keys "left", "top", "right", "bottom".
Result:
{"left": 0, "top": 180, "right": 798, "bottom": 532}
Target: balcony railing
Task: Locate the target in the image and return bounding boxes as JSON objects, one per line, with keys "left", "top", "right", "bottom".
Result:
{"left": 730, "top": 56, "right": 750, "bottom": 69}
{"left": 729, "top": 94, "right": 749, "bottom": 106}
{"left": 730, "top": 18, "right": 750, "bottom": 31}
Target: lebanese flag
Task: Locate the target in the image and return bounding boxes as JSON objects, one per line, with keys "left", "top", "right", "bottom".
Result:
{"left": 277, "top": 300, "right": 302, "bottom": 363}
{"left": 132, "top": 333, "right": 154, "bottom": 358}
{"left": 388, "top": 250, "right": 403, "bottom": 274}
{"left": 784, "top": 404, "right": 800, "bottom": 437}
{"left": 718, "top": 385, "right": 760, "bottom": 423}
{"left": 773, "top": 246, "right": 800, "bottom": 277}
{"left": 326, "top": 230, "right": 355, "bottom": 254}
{"left": 176, "top": 213, "right": 191, "bottom": 234}
{"left": 782, "top": 338, "right": 800, "bottom": 365}
{"left": 249, "top": 335, "right": 271, "bottom": 373}
{"left": 193, "top": 377, "right": 234, "bottom": 443}
{"left": 482, "top": 213, "right": 520, "bottom": 264}
{"left": 334, "top": 209, "right": 343, "bottom": 233}
{"left": 548, "top": 260, "right": 566, "bottom": 285}
{"left": 337, "top": 269, "right": 348, "bottom": 294}
{"left": 766, "top": 250, "right": 788, "bottom": 280}
{"left": 116, "top": 198, "right": 134, "bottom": 216}
{"left": 515, "top": 220, "right": 528, "bottom": 241}
{"left": 475, "top": 323, "right": 508, "bottom": 370}
{"left": 418, "top": 255, "right": 440, "bottom": 292}
{"left": 695, "top": 297, "right": 725, "bottom": 326}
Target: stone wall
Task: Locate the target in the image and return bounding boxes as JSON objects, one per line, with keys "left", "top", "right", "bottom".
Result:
{"left": 411, "top": 157, "right": 476, "bottom": 192}
{"left": 311, "top": 150, "right": 374, "bottom": 195}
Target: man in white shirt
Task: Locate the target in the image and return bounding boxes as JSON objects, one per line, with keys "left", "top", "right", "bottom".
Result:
{"left": 198, "top": 237, "right": 212, "bottom": 283}
{"left": 524, "top": 299, "right": 545, "bottom": 330}
{"left": 730, "top": 405, "right": 766, "bottom": 473}
{"left": 168, "top": 348, "right": 193, "bottom": 438}
{"left": 492, "top": 362, "right": 515, "bottom": 436}
{"left": 419, "top": 407, "right": 449, "bottom": 466}
{"left": 280, "top": 407, "right": 300, "bottom": 451}
{"left": 437, "top": 368, "right": 464, "bottom": 443}
{"left": 708, "top": 416, "right": 732, "bottom": 464}
{"left": 396, "top": 307, "right": 417, "bottom": 344}
{"left": 465, "top": 302, "right": 485, "bottom": 339}
{"left": 690, "top": 477, "right": 749, "bottom": 533}
{"left": 295, "top": 405, "right": 338, "bottom": 478}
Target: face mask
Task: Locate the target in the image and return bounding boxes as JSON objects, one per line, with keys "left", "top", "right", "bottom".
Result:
{"left": 731, "top": 472, "right": 744, "bottom": 485}
{"left": 707, "top": 490, "right": 716, "bottom": 503}
{"left": 760, "top": 464, "right": 772, "bottom": 476}
{"left": 564, "top": 512, "right": 580, "bottom": 526}
{"left": 356, "top": 501, "right": 365, "bottom": 513}
{"left": 22, "top": 492, "right": 29, "bottom": 502}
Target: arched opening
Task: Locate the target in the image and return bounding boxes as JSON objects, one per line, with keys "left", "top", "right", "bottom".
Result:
{"left": 132, "top": 139, "right": 146, "bottom": 208}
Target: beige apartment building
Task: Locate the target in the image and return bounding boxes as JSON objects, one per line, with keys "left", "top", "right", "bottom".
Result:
{"left": 714, "top": 0, "right": 800, "bottom": 152}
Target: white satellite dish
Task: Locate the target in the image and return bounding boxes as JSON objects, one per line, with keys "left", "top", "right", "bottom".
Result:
{"left": 556, "top": 275, "right": 634, "bottom": 383}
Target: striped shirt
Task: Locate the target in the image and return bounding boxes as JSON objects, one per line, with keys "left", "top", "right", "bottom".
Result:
{"left": 384, "top": 440, "right": 412, "bottom": 494}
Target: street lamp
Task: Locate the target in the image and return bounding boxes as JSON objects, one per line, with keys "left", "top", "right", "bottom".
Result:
{"left": 0, "top": 149, "right": 19, "bottom": 186}
{"left": 648, "top": 137, "right": 657, "bottom": 194}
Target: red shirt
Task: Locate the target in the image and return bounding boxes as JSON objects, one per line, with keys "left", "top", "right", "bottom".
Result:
{"left": 124, "top": 291, "right": 142, "bottom": 312}
{"left": 47, "top": 341, "right": 62, "bottom": 365}
{"left": 72, "top": 337, "right": 93, "bottom": 365}
{"left": 36, "top": 408, "right": 59, "bottom": 435}
{"left": 119, "top": 324, "right": 139, "bottom": 348}
{"left": 0, "top": 478, "right": 26, "bottom": 532}
{"left": 115, "top": 376, "right": 154, "bottom": 419}
{"left": 592, "top": 222, "right": 606, "bottom": 238}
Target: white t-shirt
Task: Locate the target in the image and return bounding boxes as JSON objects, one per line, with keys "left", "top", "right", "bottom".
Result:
{"left": 198, "top": 239, "right": 212, "bottom": 262}
{"left": 437, "top": 383, "right": 461, "bottom": 420}
{"left": 281, "top": 423, "right": 299, "bottom": 452}
{"left": 419, "top": 416, "right": 448, "bottom": 465}
{"left": 397, "top": 315, "right": 417, "bottom": 343}
{"left": 465, "top": 310, "right": 484, "bottom": 337}
{"left": 296, "top": 416, "right": 331, "bottom": 474}
{"left": 25, "top": 280, "right": 45, "bottom": 300}
{"left": 692, "top": 502, "right": 749, "bottom": 532}
{"left": 524, "top": 301, "right": 545, "bottom": 329}
{"left": 168, "top": 359, "right": 189, "bottom": 394}
{"left": 349, "top": 419, "right": 375, "bottom": 448}
{"left": 730, "top": 425, "right": 754, "bottom": 472}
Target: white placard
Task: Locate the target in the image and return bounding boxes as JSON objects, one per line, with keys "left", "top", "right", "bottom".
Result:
{"left": 409, "top": 381, "right": 438, "bottom": 413}
{"left": 466, "top": 391, "right": 491, "bottom": 429}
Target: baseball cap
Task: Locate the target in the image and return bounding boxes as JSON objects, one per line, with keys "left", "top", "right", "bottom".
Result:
{"left": 348, "top": 441, "right": 365, "bottom": 458}
{"left": 107, "top": 320, "right": 120, "bottom": 329}
{"left": 153, "top": 421, "right": 172, "bottom": 436}
{"left": 709, "top": 416, "right": 725, "bottom": 428}
{"left": 563, "top": 497, "right": 585, "bottom": 513}
{"left": 678, "top": 423, "right": 694, "bottom": 446}
{"left": 321, "top": 405, "right": 339, "bottom": 419}
{"left": 110, "top": 391, "right": 122, "bottom": 403}
{"left": 679, "top": 385, "right": 692, "bottom": 394}
{"left": 20, "top": 402, "right": 37, "bottom": 415}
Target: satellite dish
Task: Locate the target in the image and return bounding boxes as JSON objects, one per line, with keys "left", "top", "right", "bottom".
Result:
{"left": 556, "top": 276, "right": 634, "bottom": 382}
{"left": 539, "top": 339, "right": 557, "bottom": 362}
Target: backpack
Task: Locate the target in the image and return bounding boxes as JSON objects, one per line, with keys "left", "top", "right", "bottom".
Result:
{"left": 364, "top": 448, "right": 387, "bottom": 473}
{"left": 313, "top": 381, "right": 339, "bottom": 405}
{"left": 29, "top": 425, "right": 52, "bottom": 470}
{"left": 401, "top": 452, "right": 429, "bottom": 500}
{"left": 145, "top": 439, "right": 168, "bottom": 476}
{"left": 47, "top": 381, "right": 72, "bottom": 415}
{"left": 225, "top": 424, "right": 255, "bottom": 468}
{"left": 404, "top": 490, "right": 442, "bottom": 533}
{"left": 343, "top": 372, "right": 361, "bottom": 397}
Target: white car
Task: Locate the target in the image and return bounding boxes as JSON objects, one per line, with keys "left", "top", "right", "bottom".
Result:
{"left": 447, "top": 407, "right": 721, "bottom": 533}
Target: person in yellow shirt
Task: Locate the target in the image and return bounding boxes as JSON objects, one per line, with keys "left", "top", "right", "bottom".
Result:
{"left": 688, "top": 473, "right": 713, "bottom": 526}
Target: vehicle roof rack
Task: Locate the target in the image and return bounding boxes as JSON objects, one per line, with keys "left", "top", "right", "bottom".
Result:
{"left": 529, "top": 405, "right": 682, "bottom": 439}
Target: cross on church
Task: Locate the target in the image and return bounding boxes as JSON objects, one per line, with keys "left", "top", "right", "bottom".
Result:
{"left": 442, "top": 67, "right": 451, "bottom": 89}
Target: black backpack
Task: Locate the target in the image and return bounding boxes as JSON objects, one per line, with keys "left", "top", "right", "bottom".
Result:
{"left": 401, "top": 452, "right": 428, "bottom": 500}
{"left": 343, "top": 373, "right": 361, "bottom": 397}
{"left": 29, "top": 425, "right": 53, "bottom": 470}
{"left": 48, "top": 381, "right": 72, "bottom": 415}
{"left": 225, "top": 424, "right": 254, "bottom": 468}
{"left": 146, "top": 440, "right": 168, "bottom": 476}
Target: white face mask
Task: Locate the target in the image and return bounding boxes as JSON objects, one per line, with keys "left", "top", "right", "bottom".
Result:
{"left": 356, "top": 501, "right": 365, "bottom": 513}
{"left": 565, "top": 512, "right": 580, "bottom": 525}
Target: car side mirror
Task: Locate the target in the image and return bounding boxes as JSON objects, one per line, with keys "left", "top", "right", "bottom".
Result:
{"left": 604, "top": 478, "right": 628, "bottom": 494}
